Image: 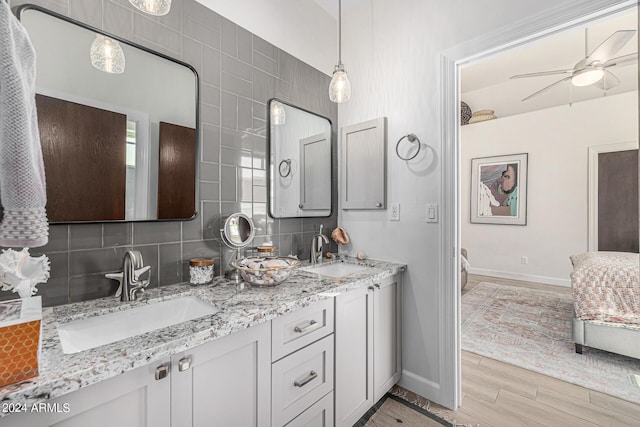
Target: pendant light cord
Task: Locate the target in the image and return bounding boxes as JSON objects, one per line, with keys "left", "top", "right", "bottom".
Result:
{"left": 338, "top": 0, "right": 342, "bottom": 66}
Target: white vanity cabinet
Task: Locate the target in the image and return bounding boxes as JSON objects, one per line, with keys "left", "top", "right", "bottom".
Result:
{"left": 0, "top": 358, "right": 172, "bottom": 427}
{"left": 170, "top": 321, "right": 271, "bottom": 427}
{"left": 334, "top": 274, "right": 402, "bottom": 427}
{"left": 271, "top": 298, "right": 335, "bottom": 427}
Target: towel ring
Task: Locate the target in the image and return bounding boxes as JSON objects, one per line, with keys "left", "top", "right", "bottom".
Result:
{"left": 278, "top": 159, "right": 292, "bottom": 177}
{"left": 395, "top": 133, "right": 421, "bottom": 161}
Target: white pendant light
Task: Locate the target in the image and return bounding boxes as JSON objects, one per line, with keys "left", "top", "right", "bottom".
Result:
{"left": 571, "top": 67, "right": 604, "bottom": 87}
{"left": 90, "top": 35, "right": 125, "bottom": 74}
{"left": 271, "top": 101, "right": 286, "bottom": 125}
{"left": 129, "top": 0, "right": 172, "bottom": 16}
{"left": 329, "top": 0, "right": 351, "bottom": 103}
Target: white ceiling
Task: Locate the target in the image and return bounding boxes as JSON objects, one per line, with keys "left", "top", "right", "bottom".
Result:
{"left": 461, "top": 7, "right": 638, "bottom": 118}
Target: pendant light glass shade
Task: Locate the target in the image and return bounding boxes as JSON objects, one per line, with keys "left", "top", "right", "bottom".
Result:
{"left": 90, "top": 35, "right": 125, "bottom": 74}
{"left": 329, "top": 64, "right": 351, "bottom": 103}
{"left": 129, "top": 0, "right": 172, "bottom": 16}
{"left": 271, "top": 101, "right": 286, "bottom": 125}
{"left": 330, "top": 0, "right": 350, "bottom": 103}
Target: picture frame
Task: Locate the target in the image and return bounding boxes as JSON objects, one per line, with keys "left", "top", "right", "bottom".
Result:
{"left": 470, "top": 153, "right": 528, "bottom": 225}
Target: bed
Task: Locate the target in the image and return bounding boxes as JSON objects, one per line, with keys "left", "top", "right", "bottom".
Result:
{"left": 570, "top": 251, "right": 640, "bottom": 359}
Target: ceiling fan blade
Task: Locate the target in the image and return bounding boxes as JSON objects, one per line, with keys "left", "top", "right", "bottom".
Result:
{"left": 593, "top": 70, "right": 621, "bottom": 90}
{"left": 603, "top": 52, "right": 638, "bottom": 67}
{"left": 510, "top": 69, "right": 574, "bottom": 79}
{"left": 521, "top": 76, "right": 572, "bottom": 101}
{"left": 585, "top": 30, "right": 635, "bottom": 65}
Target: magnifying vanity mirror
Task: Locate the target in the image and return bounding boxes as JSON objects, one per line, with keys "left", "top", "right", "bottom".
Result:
{"left": 220, "top": 213, "right": 255, "bottom": 282}
{"left": 18, "top": 5, "right": 198, "bottom": 223}
{"left": 268, "top": 99, "right": 332, "bottom": 218}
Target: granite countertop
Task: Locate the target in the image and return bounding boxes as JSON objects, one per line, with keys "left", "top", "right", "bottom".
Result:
{"left": 0, "top": 258, "right": 405, "bottom": 412}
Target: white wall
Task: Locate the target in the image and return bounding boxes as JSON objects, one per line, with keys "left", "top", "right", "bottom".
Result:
{"left": 337, "top": 0, "right": 633, "bottom": 408}
{"left": 461, "top": 92, "right": 638, "bottom": 286}
{"left": 191, "top": 0, "right": 635, "bottom": 408}
{"left": 195, "top": 0, "right": 336, "bottom": 75}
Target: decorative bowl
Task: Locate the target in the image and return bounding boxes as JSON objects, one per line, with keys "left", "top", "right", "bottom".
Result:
{"left": 231, "top": 256, "right": 301, "bottom": 287}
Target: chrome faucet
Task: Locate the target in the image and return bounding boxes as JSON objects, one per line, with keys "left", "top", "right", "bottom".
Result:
{"left": 310, "top": 225, "right": 329, "bottom": 265}
{"left": 120, "top": 250, "right": 150, "bottom": 302}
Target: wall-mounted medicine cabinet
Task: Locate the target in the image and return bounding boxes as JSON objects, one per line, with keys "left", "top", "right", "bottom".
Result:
{"left": 340, "top": 117, "right": 387, "bottom": 210}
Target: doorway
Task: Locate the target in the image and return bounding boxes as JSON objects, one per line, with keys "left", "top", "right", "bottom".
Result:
{"left": 441, "top": 0, "right": 638, "bottom": 409}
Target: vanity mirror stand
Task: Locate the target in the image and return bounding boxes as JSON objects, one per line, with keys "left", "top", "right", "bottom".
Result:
{"left": 220, "top": 213, "right": 255, "bottom": 283}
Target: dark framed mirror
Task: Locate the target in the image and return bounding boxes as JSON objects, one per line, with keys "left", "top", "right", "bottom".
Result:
{"left": 267, "top": 99, "right": 332, "bottom": 218}
{"left": 18, "top": 5, "right": 199, "bottom": 223}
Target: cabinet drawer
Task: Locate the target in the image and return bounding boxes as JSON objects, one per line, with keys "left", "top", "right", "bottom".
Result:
{"left": 272, "top": 335, "right": 334, "bottom": 427}
{"left": 285, "top": 392, "right": 334, "bottom": 427}
{"left": 272, "top": 298, "right": 334, "bottom": 361}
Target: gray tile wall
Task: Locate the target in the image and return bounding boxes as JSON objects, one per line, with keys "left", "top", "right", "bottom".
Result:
{"left": 3, "top": 0, "right": 338, "bottom": 306}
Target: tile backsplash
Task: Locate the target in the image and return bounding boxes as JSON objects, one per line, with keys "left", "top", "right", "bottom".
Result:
{"left": 2, "top": 0, "right": 338, "bottom": 306}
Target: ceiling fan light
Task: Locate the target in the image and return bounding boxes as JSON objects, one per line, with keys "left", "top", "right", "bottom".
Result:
{"left": 329, "top": 65, "right": 351, "bottom": 103}
{"left": 571, "top": 68, "right": 604, "bottom": 87}
{"left": 129, "top": 0, "right": 171, "bottom": 16}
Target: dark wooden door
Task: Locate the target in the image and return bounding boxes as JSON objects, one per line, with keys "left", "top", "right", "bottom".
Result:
{"left": 157, "top": 122, "right": 196, "bottom": 219}
{"left": 36, "top": 94, "right": 126, "bottom": 222}
{"left": 598, "top": 149, "right": 639, "bottom": 252}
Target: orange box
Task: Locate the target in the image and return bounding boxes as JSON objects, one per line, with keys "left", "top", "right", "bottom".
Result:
{"left": 0, "top": 296, "right": 42, "bottom": 387}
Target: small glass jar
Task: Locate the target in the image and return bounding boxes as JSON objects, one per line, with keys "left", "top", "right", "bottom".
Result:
{"left": 189, "top": 258, "right": 214, "bottom": 285}
{"left": 257, "top": 246, "right": 277, "bottom": 257}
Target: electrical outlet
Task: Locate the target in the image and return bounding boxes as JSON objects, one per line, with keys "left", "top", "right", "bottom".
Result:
{"left": 521, "top": 256, "right": 528, "bottom": 264}
{"left": 390, "top": 203, "right": 400, "bottom": 221}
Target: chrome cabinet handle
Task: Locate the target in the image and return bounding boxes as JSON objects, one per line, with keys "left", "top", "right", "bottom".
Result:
{"left": 376, "top": 202, "right": 382, "bottom": 208}
{"left": 374, "top": 284, "right": 380, "bottom": 289}
{"left": 294, "top": 320, "right": 318, "bottom": 333}
{"left": 294, "top": 370, "right": 318, "bottom": 387}
{"left": 155, "top": 364, "right": 169, "bottom": 380}
{"left": 368, "top": 286, "right": 375, "bottom": 291}
{"left": 178, "top": 357, "right": 191, "bottom": 372}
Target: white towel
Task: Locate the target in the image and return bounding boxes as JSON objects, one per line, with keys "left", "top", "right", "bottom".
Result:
{"left": 0, "top": 1, "right": 48, "bottom": 247}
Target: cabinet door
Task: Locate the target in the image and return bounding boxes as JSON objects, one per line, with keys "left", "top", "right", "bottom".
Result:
{"left": 171, "top": 322, "right": 271, "bottom": 427}
{"left": 373, "top": 274, "right": 402, "bottom": 402}
{"left": 334, "top": 285, "right": 374, "bottom": 427}
{"left": 340, "top": 117, "right": 387, "bottom": 210}
{"left": 0, "top": 359, "right": 171, "bottom": 427}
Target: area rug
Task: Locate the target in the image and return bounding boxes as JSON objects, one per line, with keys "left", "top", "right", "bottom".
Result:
{"left": 355, "top": 393, "right": 452, "bottom": 426}
{"left": 462, "top": 282, "right": 640, "bottom": 404}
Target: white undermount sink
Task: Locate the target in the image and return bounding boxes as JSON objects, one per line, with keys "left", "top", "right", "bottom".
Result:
{"left": 57, "top": 296, "right": 219, "bottom": 354}
{"left": 300, "top": 262, "right": 374, "bottom": 278}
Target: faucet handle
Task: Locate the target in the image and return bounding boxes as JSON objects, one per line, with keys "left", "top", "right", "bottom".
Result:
{"left": 134, "top": 266, "right": 151, "bottom": 281}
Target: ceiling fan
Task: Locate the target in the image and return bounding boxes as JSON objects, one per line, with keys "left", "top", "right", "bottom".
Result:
{"left": 510, "top": 29, "right": 638, "bottom": 101}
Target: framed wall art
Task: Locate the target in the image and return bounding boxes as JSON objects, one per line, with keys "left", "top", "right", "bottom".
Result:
{"left": 470, "top": 153, "right": 528, "bottom": 225}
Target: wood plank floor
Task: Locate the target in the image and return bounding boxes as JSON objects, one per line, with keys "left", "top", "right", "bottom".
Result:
{"left": 426, "top": 274, "right": 640, "bottom": 426}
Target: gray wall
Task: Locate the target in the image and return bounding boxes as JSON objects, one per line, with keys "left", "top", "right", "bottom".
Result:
{"left": 2, "top": 0, "right": 338, "bottom": 306}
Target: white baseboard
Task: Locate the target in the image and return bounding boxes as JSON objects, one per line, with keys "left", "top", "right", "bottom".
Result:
{"left": 468, "top": 267, "right": 571, "bottom": 287}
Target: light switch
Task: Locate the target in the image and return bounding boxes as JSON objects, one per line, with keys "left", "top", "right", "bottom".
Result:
{"left": 426, "top": 203, "right": 438, "bottom": 223}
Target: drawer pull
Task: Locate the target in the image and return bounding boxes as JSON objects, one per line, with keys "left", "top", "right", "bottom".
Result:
{"left": 294, "top": 320, "right": 319, "bottom": 334}
{"left": 374, "top": 284, "right": 380, "bottom": 289}
{"left": 294, "top": 370, "right": 318, "bottom": 387}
